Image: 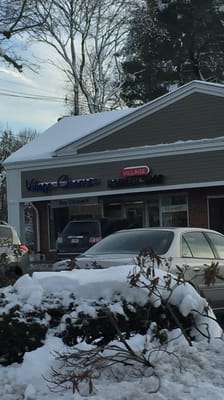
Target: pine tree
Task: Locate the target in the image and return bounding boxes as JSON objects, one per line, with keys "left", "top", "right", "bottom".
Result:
{"left": 159, "top": 0, "right": 224, "bottom": 83}
{"left": 121, "top": 0, "right": 224, "bottom": 106}
{"left": 121, "top": 0, "right": 167, "bottom": 106}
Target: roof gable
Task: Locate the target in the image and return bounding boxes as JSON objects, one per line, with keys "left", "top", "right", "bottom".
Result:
{"left": 4, "top": 80, "right": 224, "bottom": 165}
{"left": 56, "top": 80, "right": 224, "bottom": 156}
{"left": 78, "top": 92, "right": 224, "bottom": 154}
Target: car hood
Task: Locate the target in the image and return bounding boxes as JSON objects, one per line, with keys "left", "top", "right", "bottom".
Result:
{"left": 76, "top": 253, "right": 136, "bottom": 269}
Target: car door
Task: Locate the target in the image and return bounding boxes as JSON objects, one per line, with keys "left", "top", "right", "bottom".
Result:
{"left": 202, "top": 231, "right": 224, "bottom": 311}
{"left": 172, "top": 231, "right": 219, "bottom": 309}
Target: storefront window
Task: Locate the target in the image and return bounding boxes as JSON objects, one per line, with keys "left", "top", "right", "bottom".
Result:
{"left": 104, "top": 200, "right": 144, "bottom": 227}
{"left": 161, "top": 194, "right": 186, "bottom": 206}
{"left": 104, "top": 195, "right": 188, "bottom": 229}
{"left": 161, "top": 194, "right": 188, "bottom": 227}
{"left": 104, "top": 202, "right": 123, "bottom": 218}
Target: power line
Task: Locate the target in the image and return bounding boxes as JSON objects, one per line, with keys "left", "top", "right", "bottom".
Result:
{"left": 0, "top": 87, "right": 65, "bottom": 103}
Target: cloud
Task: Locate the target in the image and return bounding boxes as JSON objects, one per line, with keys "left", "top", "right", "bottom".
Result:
{"left": 0, "top": 67, "right": 34, "bottom": 85}
{"left": 0, "top": 44, "right": 67, "bottom": 134}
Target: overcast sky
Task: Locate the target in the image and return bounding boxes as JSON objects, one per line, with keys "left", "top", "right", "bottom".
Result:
{"left": 0, "top": 42, "right": 68, "bottom": 135}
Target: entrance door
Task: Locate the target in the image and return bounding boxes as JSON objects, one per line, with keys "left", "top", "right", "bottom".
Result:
{"left": 124, "top": 202, "right": 144, "bottom": 228}
{"left": 148, "top": 199, "right": 160, "bottom": 227}
{"left": 209, "top": 197, "right": 224, "bottom": 234}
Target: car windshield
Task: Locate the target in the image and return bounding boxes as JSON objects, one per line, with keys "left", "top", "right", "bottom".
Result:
{"left": 83, "top": 229, "right": 174, "bottom": 255}
{"left": 62, "top": 221, "right": 100, "bottom": 236}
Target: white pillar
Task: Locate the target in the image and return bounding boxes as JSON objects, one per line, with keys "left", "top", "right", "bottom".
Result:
{"left": 6, "top": 168, "right": 25, "bottom": 240}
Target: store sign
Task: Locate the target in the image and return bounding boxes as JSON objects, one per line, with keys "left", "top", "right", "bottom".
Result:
{"left": 108, "top": 165, "right": 164, "bottom": 188}
{"left": 26, "top": 174, "right": 100, "bottom": 194}
{"left": 120, "top": 165, "right": 150, "bottom": 177}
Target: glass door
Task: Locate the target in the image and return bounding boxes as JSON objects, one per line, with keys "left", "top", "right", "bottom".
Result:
{"left": 124, "top": 201, "right": 144, "bottom": 228}
{"left": 147, "top": 198, "right": 160, "bottom": 227}
{"left": 209, "top": 197, "right": 224, "bottom": 234}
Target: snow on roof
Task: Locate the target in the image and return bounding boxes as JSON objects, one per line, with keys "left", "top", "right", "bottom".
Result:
{"left": 4, "top": 80, "right": 224, "bottom": 165}
{"left": 4, "top": 108, "right": 134, "bottom": 164}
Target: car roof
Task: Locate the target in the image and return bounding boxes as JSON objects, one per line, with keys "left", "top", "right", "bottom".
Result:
{"left": 115, "top": 227, "right": 222, "bottom": 234}
{"left": 69, "top": 219, "right": 100, "bottom": 223}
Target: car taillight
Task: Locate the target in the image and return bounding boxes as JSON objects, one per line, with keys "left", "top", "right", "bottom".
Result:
{"left": 19, "top": 244, "right": 29, "bottom": 253}
{"left": 89, "top": 236, "right": 102, "bottom": 244}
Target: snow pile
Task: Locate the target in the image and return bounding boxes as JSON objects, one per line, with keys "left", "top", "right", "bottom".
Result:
{"left": 0, "top": 265, "right": 223, "bottom": 400}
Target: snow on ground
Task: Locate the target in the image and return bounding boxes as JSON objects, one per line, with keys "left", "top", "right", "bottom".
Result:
{"left": 0, "top": 265, "right": 224, "bottom": 400}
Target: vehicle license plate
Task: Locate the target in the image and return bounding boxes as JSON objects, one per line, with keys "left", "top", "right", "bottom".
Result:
{"left": 71, "top": 238, "right": 79, "bottom": 243}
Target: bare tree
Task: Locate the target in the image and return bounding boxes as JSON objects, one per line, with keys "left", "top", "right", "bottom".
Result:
{"left": 0, "top": 129, "right": 39, "bottom": 220}
{"left": 17, "top": 128, "right": 39, "bottom": 145}
{"left": 30, "top": 0, "right": 130, "bottom": 115}
{"left": 0, "top": 0, "right": 52, "bottom": 71}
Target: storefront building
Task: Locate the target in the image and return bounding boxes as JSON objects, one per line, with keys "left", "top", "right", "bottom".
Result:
{"left": 4, "top": 80, "right": 224, "bottom": 260}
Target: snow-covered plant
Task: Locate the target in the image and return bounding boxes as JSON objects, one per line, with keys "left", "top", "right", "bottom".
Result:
{"left": 44, "top": 249, "right": 220, "bottom": 395}
{"left": 0, "top": 248, "right": 222, "bottom": 394}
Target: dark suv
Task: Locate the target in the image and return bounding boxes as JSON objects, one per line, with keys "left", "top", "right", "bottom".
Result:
{"left": 0, "top": 221, "right": 29, "bottom": 279}
{"left": 56, "top": 218, "right": 130, "bottom": 258}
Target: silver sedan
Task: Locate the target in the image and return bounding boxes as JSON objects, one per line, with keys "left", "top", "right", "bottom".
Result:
{"left": 76, "top": 227, "right": 224, "bottom": 312}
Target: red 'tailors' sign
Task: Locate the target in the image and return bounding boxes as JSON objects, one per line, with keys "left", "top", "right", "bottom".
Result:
{"left": 120, "top": 166, "right": 150, "bottom": 177}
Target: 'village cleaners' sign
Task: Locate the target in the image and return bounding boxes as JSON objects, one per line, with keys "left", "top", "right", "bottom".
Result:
{"left": 26, "top": 174, "right": 100, "bottom": 193}
{"left": 108, "top": 165, "right": 164, "bottom": 188}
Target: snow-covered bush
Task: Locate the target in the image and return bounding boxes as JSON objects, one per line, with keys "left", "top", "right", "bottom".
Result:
{"left": 0, "top": 253, "right": 221, "bottom": 371}
{"left": 42, "top": 256, "right": 222, "bottom": 395}
{"left": 0, "top": 274, "right": 186, "bottom": 366}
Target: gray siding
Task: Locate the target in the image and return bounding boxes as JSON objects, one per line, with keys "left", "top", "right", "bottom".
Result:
{"left": 21, "top": 149, "right": 224, "bottom": 198}
{"left": 78, "top": 93, "right": 224, "bottom": 153}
